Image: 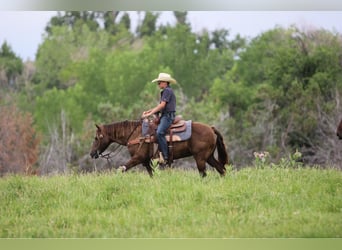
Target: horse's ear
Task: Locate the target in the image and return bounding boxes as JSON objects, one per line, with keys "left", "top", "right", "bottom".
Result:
{"left": 95, "top": 124, "right": 100, "bottom": 130}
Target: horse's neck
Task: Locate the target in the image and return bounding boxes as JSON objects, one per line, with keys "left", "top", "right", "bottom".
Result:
{"left": 105, "top": 121, "right": 141, "bottom": 145}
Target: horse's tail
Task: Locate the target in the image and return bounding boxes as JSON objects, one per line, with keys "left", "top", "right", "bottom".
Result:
{"left": 212, "top": 126, "right": 229, "bottom": 166}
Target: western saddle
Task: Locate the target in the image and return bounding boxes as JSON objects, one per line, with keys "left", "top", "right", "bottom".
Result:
{"left": 127, "top": 115, "right": 186, "bottom": 164}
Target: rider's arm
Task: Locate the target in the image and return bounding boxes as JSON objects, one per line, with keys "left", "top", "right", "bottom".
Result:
{"left": 142, "top": 101, "right": 166, "bottom": 118}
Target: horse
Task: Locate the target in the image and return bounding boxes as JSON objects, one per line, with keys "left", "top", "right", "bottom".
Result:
{"left": 337, "top": 118, "right": 342, "bottom": 140}
{"left": 89, "top": 119, "right": 228, "bottom": 177}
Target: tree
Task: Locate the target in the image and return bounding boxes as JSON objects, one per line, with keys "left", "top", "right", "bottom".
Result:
{"left": 39, "top": 110, "right": 74, "bottom": 175}
{"left": 0, "top": 104, "right": 40, "bottom": 175}
{"left": 34, "top": 23, "right": 113, "bottom": 91}
{"left": 213, "top": 26, "right": 342, "bottom": 165}
{"left": 173, "top": 11, "right": 188, "bottom": 25}
{"left": 119, "top": 12, "right": 131, "bottom": 31}
{"left": 146, "top": 24, "right": 235, "bottom": 99}
{"left": 34, "top": 30, "right": 73, "bottom": 90}
{"left": 211, "top": 29, "right": 230, "bottom": 52}
{"left": 0, "top": 41, "right": 23, "bottom": 88}
{"left": 45, "top": 11, "right": 101, "bottom": 35}
{"left": 136, "top": 12, "right": 160, "bottom": 38}
{"left": 103, "top": 11, "right": 120, "bottom": 35}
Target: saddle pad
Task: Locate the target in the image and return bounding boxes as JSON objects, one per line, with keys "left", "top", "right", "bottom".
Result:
{"left": 141, "top": 120, "right": 192, "bottom": 142}
{"left": 167, "top": 120, "right": 192, "bottom": 142}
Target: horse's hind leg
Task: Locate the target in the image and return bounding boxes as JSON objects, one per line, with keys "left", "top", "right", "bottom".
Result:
{"left": 142, "top": 160, "right": 154, "bottom": 177}
{"left": 207, "top": 154, "right": 226, "bottom": 176}
{"left": 194, "top": 156, "right": 207, "bottom": 177}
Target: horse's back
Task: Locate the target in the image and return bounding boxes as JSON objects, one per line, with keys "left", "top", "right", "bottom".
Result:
{"left": 190, "top": 121, "right": 217, "bottom": 145}
{"left": 191, "top": 121, "right": 216, "bottom": 134}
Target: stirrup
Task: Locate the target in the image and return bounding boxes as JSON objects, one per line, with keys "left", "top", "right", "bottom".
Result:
{"left": 159, "top": 162, "right": 170, "bottom": 170}
{"left": 158, "top": 152, "right": 165, "bottom": 164}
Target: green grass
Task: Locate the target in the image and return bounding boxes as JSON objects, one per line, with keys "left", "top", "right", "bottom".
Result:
{"left": 0, "top": 167, "right": 341, "bottom": 238}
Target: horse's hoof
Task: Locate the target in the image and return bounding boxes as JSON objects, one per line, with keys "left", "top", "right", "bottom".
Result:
{"left": 118, "top": 166, "right": 126, "bottom": 172}
{"left": 159, "top": 162, "right": 170, "bottom": 170}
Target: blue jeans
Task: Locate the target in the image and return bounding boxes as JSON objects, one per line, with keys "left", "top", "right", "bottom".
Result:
{"left": 156, "top": 112, "right": 175, "bottom": 161}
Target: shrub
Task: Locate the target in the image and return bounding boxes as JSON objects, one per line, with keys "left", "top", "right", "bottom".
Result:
{"left": 0, "top": 104, "right": 40, "bottom": 175}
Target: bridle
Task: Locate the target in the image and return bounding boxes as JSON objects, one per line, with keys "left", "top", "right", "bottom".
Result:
{"left": 95, "top": 119, "right": 142, "bottom": 166}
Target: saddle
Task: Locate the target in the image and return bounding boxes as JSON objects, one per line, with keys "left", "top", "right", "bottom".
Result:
{"left": 145, "top": 115, "right": 187, "bottom": 140}
{"left": 167, "top": 115, "right": 187, "bottom": 133}
{"left": 127, "top": 115, "right": 189, "bottom": 164}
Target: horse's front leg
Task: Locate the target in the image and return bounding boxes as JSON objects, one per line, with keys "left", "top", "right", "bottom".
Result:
{"left": 118, "top": 144, "right": 152, "bottom": 176}
{"left": 118, "top": 155, "right": 143, "bottom": 172}
{"left": 118, "top": 157, "right": 153, "bottom": 177}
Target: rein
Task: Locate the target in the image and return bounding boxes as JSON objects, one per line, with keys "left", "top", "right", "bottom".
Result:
{"left": 99, "top": 144, "right": 124, "bottom": 169}
{"left": 125, "top": 119, "right": 142, "bottom": 145}
{"left": 100, "top": 152, "right": 115, "bottom": 160}
{"left": 98, "top": 119, "right": 142, "bottom": 168}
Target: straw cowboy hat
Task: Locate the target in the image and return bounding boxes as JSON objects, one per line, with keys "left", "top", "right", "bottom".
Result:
{"left": 151, "top": 73, "right": 177, "bottom": 84}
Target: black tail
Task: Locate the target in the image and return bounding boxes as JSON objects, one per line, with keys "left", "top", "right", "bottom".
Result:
{"left": 212, "top": 126, "right": 229, "bottom": 165}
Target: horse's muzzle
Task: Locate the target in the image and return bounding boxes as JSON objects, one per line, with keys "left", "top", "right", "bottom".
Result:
{"left": 90, "top": 151, "right": 99, "bottom": 159}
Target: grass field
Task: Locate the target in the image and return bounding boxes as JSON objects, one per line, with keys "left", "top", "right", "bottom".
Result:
{"left": 0, "top": 166, "right": 341, "bottom": 238}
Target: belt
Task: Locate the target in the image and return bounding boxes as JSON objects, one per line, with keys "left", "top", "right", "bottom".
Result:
{"left": 162, "top": 111, "right": 175, "bottom": 115}
{"left": 161, "top": 111, "right": 175, "bottom": 117}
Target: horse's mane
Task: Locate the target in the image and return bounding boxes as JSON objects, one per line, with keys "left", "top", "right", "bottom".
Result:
{"left": 103, "top": 120, "right": 141, "bottom": 138}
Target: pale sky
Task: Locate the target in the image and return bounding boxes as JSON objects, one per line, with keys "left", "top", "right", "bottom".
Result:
{"left": 0, "top": 11, "right": 341, "bottom": 61}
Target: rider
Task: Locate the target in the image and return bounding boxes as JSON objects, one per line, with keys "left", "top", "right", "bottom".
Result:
{"left": 142, "top": 73, "right": 177, "bottom": 166}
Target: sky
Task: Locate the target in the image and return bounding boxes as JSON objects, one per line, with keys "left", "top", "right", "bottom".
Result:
{"left": 0, "top": 11, "right": 341, "bottom": 61}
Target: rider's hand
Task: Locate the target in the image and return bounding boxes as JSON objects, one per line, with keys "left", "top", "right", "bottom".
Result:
{"left": 142, "top": 111, "right": 149, "bottom": 118}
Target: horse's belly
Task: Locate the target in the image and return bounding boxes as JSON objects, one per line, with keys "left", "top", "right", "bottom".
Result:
{"left": 172, "top": 141, "right": 192, "bottom": 159}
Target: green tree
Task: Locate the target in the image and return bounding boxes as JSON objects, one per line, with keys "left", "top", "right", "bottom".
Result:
{"left": 103, "top": 11, "right": 131, "bottom": 35}
{"left": 119, "top": 12, "right": 131, "bottom": 31}
{"left": 211, "top": 29, "right": 230, "bottom": 52}
{"left": 34, "top": 24, "right": 112, "bottom": 91}
{"left": 136, "top": 12, "right": 160, "bottom": 38}
{"left": 173, "top": 11, "right": 188, "bottom": 25}
{"left": 0, "top": 41, "right": 23, "bottom": 88}
{"left": 146, "top": 24, "right": 235, "bottom": 99}
{"left": 212, "top": 26, "right": 342, "bottom": 165}
{"left": 45, "top": 11, "right": 101, "bottom": 35}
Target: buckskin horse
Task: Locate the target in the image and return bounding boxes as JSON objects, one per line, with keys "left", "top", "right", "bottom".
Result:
{"left": 89, "top": 118, "right": 228, "bottom": 177}
{"left": 337, "top": 118, "right": 342, "bottom": 139}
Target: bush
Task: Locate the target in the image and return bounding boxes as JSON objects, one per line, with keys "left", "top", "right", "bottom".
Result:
{"left": 0, "top": 104, "right": 40, "bottom": 175}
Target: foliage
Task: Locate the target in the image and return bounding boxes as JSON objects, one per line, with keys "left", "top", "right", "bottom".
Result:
{"left": 136, "top": 11, "right": 160, "bottom": 37}
{"left": 147, "top": 24, "right": 236, "bottom": 99}
{"left": 0, "top": 169, "right": 341, "bottom": 237}
{"left": 0, "top": 42, "right": 23, "bottom": 88}
{"left": 45, "top": 11, "right": 112, "bottom": 34}
{"left": 271, "top": 149, "right": 303, "bottom": 169}
{"left": 1, "top": 11, "right": 342, "bottom": 172}
{"left": 173, "top": 11, "right": 188, "bottom": 25}
{"left": 253, "top": 150, "right": 304, "bottom": 169}
{"left": 209, "top": 27, "right": 342, "bottom": 165}
{"left": 253, "top": 151, "right": 270, "bottom": 169}
{"left": 34, "top": 24, "right": 113, "bottom": 91}
{"left": 0, "top": 104, "right": 40, "bottom": 175}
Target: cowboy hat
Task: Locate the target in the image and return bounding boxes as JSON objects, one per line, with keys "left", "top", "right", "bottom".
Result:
{"left": 151, "top": 73, "right": 177, "bottom": 84}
